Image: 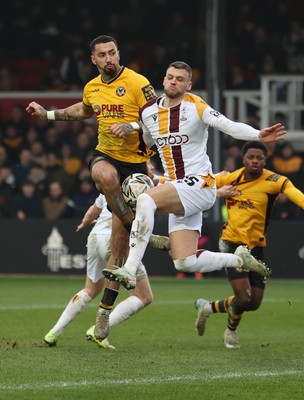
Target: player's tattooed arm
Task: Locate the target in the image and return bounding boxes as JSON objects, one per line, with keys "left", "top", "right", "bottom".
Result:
{"left": 26, "top": 101, "right": 94, "bottom": 121}
{"left": 55, "top": 102, "right": 94, "bottom": 121}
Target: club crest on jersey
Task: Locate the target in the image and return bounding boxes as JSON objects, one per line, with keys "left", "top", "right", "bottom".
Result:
{"left": 152, "top": 113, "right": 158, "bottom": 122}
{"left": 116, "top": 86, "right": 126, "bottom": 97}
{"left": 180, "top": 107, "right": 187, "bottom": 121}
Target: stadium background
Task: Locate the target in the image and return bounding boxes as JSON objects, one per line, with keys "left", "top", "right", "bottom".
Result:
{"left": 0, "top": 0, "right": 304, "bottom": 277}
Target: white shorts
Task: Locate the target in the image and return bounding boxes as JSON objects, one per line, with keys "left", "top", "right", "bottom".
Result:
{"left": 168, "top": 174, "right": 216, "bottom": 234}
{"left": 86, "top": 232, "right": 147, "bottom": 283}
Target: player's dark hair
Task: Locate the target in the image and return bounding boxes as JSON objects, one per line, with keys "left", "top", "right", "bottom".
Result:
{"left": 90, "top": 35, "right": 118, "bottom": 53}
{"left": 167, "top": 61, "right": 192, "bottom": 80}
{"left": 242, "top": 141, "right": 268, "bottom": 157}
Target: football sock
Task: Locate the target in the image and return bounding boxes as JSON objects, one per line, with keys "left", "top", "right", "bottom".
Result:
{"left": 124, "top": 193, "right": 156, "bottom": 275}
{"left": 210, "top": 295, "right": 234, "bottom": 313}
{"left": 196, "top": 251, "right": 242, "bottom": 272}
{"left": 174, "top": 251, "right": 241, "bottom": 273}
{"left": 227, "top": 299, "right": 244, "bottom": 330}
{"left": 109, "top": 296, "right": 144, "bottom": 327}
{"left": 52, "top": 290, "right": 92, "bottom": 336}
{"left": 99, "top": 287, "right": 119, "bottom": 310}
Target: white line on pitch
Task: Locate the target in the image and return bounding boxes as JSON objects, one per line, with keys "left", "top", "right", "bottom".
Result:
{"left": 0, "top": 370, "right": 302, "bottom": 392}
{"left": 0, "top": 298, "right": 300, "bottom": 311}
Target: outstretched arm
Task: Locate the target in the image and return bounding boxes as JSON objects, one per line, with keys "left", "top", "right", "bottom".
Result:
{"left": 202, "top": 107, "right": 286, "bottom": 143}
{"left": 26, "top": 101, "right": 94, "bottom": 121}
{"left": 76, "top": 203, "right": 102, "bottom": 232}
{"left": 282, "top": 180, "right": 304, "bottom": 209}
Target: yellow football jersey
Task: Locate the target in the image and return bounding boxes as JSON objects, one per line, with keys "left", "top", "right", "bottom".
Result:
{"left": 216, "top": 167, "right": 304, "bottom": 248}
{"left": 83, "top": 67, "right": 156, "bottom": 163}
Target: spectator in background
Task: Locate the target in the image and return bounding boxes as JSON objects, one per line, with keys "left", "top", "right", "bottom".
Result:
{"left": 5, "top": 103, "right": 29, "bottom": 138}
{"left": 0, "top": 167, "right": 14, "bottom": 218}
{"left": 30, "top": 140, "right": 48, "bottom": 167}
{"left": 224, "top": 141, "right": 243, "bottom": 169}
{"left": 39, "top": 66, "right": 69, "bottom": 92}
{"left": 75, "top": 131, "right": 94, "bottom": 162}
{"left": 271, "top": 141, "right": 304, "bottom": 190}
{"left": 271, "top": 192, "right": 304, "bottom": 220}
{"left": 42, "top": 181, "right": 72, "bottom": 220}
{"left": 26, "top": 126, "right": 41, "bottom": 147}
{"left": 1, "top": 125, "right": 25, "bottom": 163}
{"left": 59, "top": 142, "right": 82, "bottom": 184}
{"left": 60, "top": 45, "right": 93, "bottom": 90}
{"left": 69, "top": 177, "right": 98, "bottom": 218}
{"left": 0, "top": 165, "right": 17, "bottom": 193}
{"left": 27, "top": 163, "right": 48, "bottom": 197}
{"left": 145, "top": 45, "right": 170, "bottom": 89}
{"left": 0, "top": 66, "right": 20, "bottom": 91}
{"left": 42, "top": 126, "right": 62, "bottom": 154}
{"left": 0, "top": 146, "right": 9, "bottom": 168}
{"left": 77, "top": 165, "right": 93, "bottom": 182}
{"left": 222, "top": 155, "right": 237, "bottom": 173}
{"left": 44, "top": 152, "right": 72, "bottom": 194}
{"left": 53, "top": 120, "right": 77, "bottom": 148}
{"left": 11, "top": 179, "right": 43, "bottom": 219}
{"left": 12, "top": 148, "right": 33, "bottom": 189}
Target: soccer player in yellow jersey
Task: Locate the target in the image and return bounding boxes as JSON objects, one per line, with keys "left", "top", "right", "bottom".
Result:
{"left": 26, "top": 35, "right": 165, "bottom": 342}
{"left": 195, "top": 141, "right": 304, "bottom": 348}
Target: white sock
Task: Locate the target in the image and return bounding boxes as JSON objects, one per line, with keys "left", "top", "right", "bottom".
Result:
{"left": 124, "top": 193, "right": 156, "bottom": 275}
{"left": 174, "top": 251, "right": 242, "bottom": 273}
{"left": 204, "top": 302, "right": 213, "bottom": 314}
{"left": 109, "top": 296, "right": 144, "bottom": 328}
{"left": 196, "top": 251, "right": 242, "bottom": 273}
{"left": 52, "top": 290, "right": 92, "bottom": 336}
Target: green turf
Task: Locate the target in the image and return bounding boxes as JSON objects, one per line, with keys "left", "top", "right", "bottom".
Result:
{"left": 0, "top": 275, "right": 303, "bottom": 400}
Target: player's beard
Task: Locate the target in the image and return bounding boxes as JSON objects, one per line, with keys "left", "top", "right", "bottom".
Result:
{"left": 102, "top": 63, "right": 119, "bottom": 80}
{"left": 164, "top": 87, "right": 183, "bottom": 100}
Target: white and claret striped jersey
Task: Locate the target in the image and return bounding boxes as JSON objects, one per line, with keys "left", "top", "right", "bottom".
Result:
{"left": 216, "top": 168, "right": 304, "bottom": 248}
{"left": 83, "top": 67, "right": 156, "bottom": 163}
{"left": 141, "top": 93, "right": 261, "bottom": 181}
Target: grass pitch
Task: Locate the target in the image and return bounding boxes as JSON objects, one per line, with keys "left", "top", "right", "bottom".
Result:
{"left": 0, "top": 275, "right": 303, "bottom": 400}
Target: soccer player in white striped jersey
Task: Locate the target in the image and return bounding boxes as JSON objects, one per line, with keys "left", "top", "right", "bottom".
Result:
{"left": 103, "top": 61, "right": 285, "bottom": 292}
{"left": 43, "top": 193, "right": 154, "bottom": 349}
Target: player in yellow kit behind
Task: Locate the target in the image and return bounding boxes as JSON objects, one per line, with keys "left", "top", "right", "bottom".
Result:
{"left": 194, "top": 141, "right": 304, "bottom": 348}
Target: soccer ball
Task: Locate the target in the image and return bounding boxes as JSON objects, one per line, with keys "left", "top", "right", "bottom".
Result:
{"left": 121, "top": 173, "right": 154, "bottom": 208}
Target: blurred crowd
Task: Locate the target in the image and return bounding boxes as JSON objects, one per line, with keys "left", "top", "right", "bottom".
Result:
{"left": 0, "top": 101, "right": 303, "bottom": 221}
{"left": 0, "top": 0, "right": 304, "bottom": 220}
{"left": 1, "top": 0, "right": 304, "bottom": 91}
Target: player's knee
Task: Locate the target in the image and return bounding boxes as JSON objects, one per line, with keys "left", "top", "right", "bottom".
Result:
{"left": 246, "top": 298, "right": 261, "bottom": 311}
{"left": 141, "top": 292, "right": 153, "bottom": 307}
{"left": 133, "top": 287, "right": 153, "bottom": 306}
{"left": 137, "top": 192, "right": 157, "bottom": 213}
{"left": 234, "top": 290, "right": 252, "bottom": 309}
{"left": 173, "top": 254, "right": 197, "bottom": 272}
{"left": 84, "top": 283, "right": 102, "bottom": 299}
